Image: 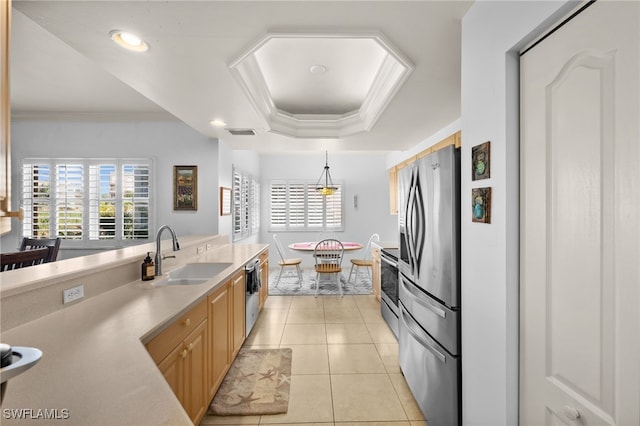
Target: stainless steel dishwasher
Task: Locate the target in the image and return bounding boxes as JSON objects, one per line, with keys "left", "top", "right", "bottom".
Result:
{"left": 244, "top": 259, "right": 261, "bottom": 336}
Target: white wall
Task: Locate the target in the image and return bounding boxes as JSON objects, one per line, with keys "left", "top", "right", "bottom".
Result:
{"left": 386, "top": 118, "right": 461, "bottom": 168}
{"left": 461, "top": 1, "right": 575, "bottom": 424}
{"left": 217, "top": 140, "right": 233, "bottom": 240}
{"left": 259, "top": 151, "right": 396, "bottom": 267}
{"left": 2, "top": 120, "right": 220, "bottom": 257}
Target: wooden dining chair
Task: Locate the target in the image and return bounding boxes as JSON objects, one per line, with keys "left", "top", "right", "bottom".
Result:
{"left": 19, "top": 237, "right": 61, "bottom": 263}
{"left": 1, "top": 248, "right": 51, "bottom": 272}
{"left": 348, "top": 233, "right": 380, "bottom": 283}
{"left": 313, "top": 239, "right": 344, "bottom": 296}
{"left": 273, "top": 234, "right": 303, "bottom": 287}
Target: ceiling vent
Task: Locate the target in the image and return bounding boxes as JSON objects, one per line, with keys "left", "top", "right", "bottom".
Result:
{"left": 226, "top": 128, "right": 256, "bottom": 136}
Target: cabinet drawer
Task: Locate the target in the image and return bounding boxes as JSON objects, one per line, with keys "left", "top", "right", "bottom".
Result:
{"left": 259, "top": 250, "right": 268, "bottom": 263}
{"left": 146, "top": 299, "right": 207, "bottom": 364}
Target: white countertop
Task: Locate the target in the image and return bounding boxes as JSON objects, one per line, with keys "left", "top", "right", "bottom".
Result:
{"left": 0, "top": 241, "right": 267, "bottom": 425}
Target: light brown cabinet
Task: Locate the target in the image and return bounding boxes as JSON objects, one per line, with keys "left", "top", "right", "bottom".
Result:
{"left": 388, "top": 131, "right": 461, "bottom": 215}
{"left": 146, "top": 299, "right": 208, "bottom": 424}
{"left": 147, "top": 255, "right": 265, "bottom": 422}
{"left": 182, "top": 319, "right": 208, "bottom": 422}
{"left": 371, "top": 246, "right": 381, "bottom": 301}
{"left": 230, "top": 270, "right": 245, "bottom": 359}
{"left": 259, "top": 251, "right": 269, "bottom": 310}
{"left": 207, "top": 283, "right": 230, "bottom": 400}
{"left": 1, "top": 0, "right": 12, "bottom": 234}
{"left": 388, "top": 167, "right": 398, "bottom": 215}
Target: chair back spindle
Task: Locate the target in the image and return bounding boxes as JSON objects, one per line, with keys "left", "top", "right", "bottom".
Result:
{"left": 1, "top": 248, "right": 51, "bottom": 272}
{"left": 19, "top": 237, "right": 61, "bottom": 263}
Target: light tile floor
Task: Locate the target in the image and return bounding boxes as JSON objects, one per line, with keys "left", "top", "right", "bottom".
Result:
{"left": 200, "top": 294, "right": 427, "bottom": 426}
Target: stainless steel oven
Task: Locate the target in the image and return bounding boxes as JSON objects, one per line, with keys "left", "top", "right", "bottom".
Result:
{"left": 380, "top": 248, "right": 399, "bottom": 339}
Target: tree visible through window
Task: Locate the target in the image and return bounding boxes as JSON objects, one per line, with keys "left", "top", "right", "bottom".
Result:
{"left": 22, "top": 159, "right": 152, "bottom": 246}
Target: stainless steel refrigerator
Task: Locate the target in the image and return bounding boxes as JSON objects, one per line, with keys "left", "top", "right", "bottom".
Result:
{"left": 397, "top": 144, "right": 461, "bottom": 426}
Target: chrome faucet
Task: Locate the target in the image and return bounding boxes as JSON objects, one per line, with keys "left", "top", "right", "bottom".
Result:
{"left": 155, "top": 225, "right": 180, "bottom": 276}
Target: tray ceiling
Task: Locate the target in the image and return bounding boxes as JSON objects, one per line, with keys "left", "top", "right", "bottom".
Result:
{"left": 10, "top": 1, "right": 473, "bottom": 152}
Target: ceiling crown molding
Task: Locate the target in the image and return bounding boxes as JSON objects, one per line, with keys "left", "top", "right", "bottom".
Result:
{"left": 229, "top": 31, "right": 414, "bottom": 139}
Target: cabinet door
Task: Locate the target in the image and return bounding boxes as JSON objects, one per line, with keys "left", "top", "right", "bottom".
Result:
{"left": 388, "top": 167, "right": 398, "bottom": 215}
{"left": 259, "top": 258, "right": 269, "bottom": 309}
{"left": 184, "top": 319, "right": 208, "bottom": 424}
{"left": 231, "top": 271, "right": 245, "bottom": 358}
{"left": 372, "top": 248, "right": 381, "bottom": 301}
{"left": 157, "top": 343, "right": 186, "bottom": 406}
{"left": 208, "top": 284, "right": 230, "bottom": 399}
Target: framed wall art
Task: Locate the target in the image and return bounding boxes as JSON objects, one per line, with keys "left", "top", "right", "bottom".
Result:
{"left": 220, "top": 187, "right": 231, "bottom": 216}
{"left": 472, "top": 187, "right": 491, "bottom": 223}
{"left": 173, "top": 165, "right": 198, "bottom": 210}
{"left": 472, "top": 141, "right": 491, "bottom": 180}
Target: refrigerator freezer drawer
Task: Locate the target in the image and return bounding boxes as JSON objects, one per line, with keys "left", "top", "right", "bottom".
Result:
{"left": 399, "top": 273, "right": 460, "bottom": 356}
{"left": 399, "top": 304, "right": 461, "bottom": 426}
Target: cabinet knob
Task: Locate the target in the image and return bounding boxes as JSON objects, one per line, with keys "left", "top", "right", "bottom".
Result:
{"left": 181, "top": 349, "right": 188, "bottom": 358}
{"left": 562, "top": 405, "right": 581, "bottom": 421}
{"left": 184, "top": 318, "right": 191, "bottom": 327}
{"left": 188, "top": 343, "right": 194, "bottom": 352}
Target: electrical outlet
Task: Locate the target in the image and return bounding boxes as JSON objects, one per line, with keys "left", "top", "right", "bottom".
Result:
{"left": 63, "top": 284, "right": 84, "bottom": 304}
{"left": 197, "top": 246, "right": 205, "bottom": 254}
{"left": 206, "top": 243, "right": 212, "bottom": 251}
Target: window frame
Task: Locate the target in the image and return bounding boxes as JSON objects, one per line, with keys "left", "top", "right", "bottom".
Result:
{"left": 21, "top": 157, "right": 154, "bottom": 249}
{"left": 268, "top": 179, "right": 344, "bottom": 232}
{"left": 232, "top": 165, "right": 260, "bottom": 242}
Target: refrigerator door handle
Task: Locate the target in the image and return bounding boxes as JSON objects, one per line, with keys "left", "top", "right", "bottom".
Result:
{"left": 401, "top": 308, "right": 447, "bottom": 363}
{"left": 405, "top": 167, "right": 425, "bottom": 277}
{"left": 403, "top": 280, "right": 447, "bottom": 318}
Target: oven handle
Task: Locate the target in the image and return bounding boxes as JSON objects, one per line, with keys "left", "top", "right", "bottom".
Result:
{"left": 381, "top": 255, "right": 398, "bottom": 268}
{"left": 401, "top": 308, "right": 446, "bottom": 363}
{"left": 401, "top": 277, "right": 446, "bottom": 318}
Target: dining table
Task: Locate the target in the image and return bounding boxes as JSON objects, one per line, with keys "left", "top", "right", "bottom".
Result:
{"left": 288, "top": 241, "right": 364, "bottom": 284}
{"left": 288, "top": 241, "right": 364, "bottom": 252}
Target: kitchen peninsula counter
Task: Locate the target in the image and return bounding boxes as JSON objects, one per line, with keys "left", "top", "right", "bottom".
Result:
{"left": 0, "top": 237, "right": 267, "bottom": 425}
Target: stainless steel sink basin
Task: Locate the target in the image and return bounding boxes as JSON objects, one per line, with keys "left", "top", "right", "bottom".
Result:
{"left": 156, "top": 277, "right": 210, "bottom": 286}
{"left": 155, "top": 262, "right": 233, "bottom": 286}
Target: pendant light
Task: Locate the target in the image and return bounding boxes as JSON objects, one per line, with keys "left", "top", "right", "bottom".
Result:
{"left": 315, "top": 151, "right": 338, "bottom": 196}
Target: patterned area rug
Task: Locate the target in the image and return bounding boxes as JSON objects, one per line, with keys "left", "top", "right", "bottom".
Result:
{"left": 209, "top": 348, "right": 292, "bottom": 416}
{"left": 269, "top": 267, "right": 373, "bottom": 296}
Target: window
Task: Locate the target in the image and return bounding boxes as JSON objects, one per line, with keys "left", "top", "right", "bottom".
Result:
{"left": 269, "top": 180, "right": 343, "bottom": 231}
{"left": 22, "top": 158, "right": 152, "bottom": 247}
{"left": 232, "top": 166, "right": 260, "bottom": 241}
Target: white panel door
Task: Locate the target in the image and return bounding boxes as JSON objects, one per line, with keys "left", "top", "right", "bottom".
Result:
{"left": 520, "top": 1, "right": 639, "bottom": 425}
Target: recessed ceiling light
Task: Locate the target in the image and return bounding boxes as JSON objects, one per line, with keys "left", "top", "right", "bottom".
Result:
{"left": 210, "top": 119, "right": 227, "bottom": 127}
{"left": 309, "top": 64, "right": 328, "bottom": 75}
{"left": 109, "top": 30, "right": 149, "bottom": 52}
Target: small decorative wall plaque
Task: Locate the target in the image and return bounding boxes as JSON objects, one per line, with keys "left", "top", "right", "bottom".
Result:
{"left": 472, "top": 187, "right": 491, "bottom": 223}
{"left": 472, "top": 141, "right": 490, "bottom": 181}
{"left": 173, "top": 165, "right": 198, "bottom": 210}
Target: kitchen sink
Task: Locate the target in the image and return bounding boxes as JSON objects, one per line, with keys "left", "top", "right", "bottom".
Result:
{"left": 155, "top": 262, "right": 233, "bottom": 286}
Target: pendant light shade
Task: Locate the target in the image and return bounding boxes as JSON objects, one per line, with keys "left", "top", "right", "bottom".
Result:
{"left": 315, "top": 151, "right": 338, "bottom": 196}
